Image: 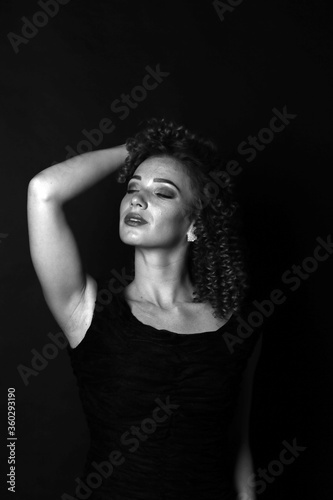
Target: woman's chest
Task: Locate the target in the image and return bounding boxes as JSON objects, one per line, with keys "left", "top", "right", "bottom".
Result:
{"left": 129, "top": 300, "right": 229, "bottom": 334}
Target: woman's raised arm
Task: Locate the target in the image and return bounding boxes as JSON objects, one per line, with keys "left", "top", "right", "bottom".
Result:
{"left": 27, "top": 145, "right": 128, "bottom": 347}
{"left": 31, "top": 145, "right": 127, "bottom": 203}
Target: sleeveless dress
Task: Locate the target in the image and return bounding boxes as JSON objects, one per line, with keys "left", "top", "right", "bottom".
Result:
{"left": 67, "top": 276, "right": 261, "bottom": 500}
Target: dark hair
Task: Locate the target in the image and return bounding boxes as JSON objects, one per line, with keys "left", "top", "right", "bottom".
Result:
{"left": 116, "top": 117, "right": 248, "bottom": 319}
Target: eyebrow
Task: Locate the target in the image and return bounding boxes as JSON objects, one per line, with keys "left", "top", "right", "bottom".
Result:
{"left": 128, "top": 175, "right": 181, "bottom": 192}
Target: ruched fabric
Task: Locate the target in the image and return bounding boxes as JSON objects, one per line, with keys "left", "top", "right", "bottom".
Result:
{"left": 67, "top": 276, "right": 261, "bottom": 500}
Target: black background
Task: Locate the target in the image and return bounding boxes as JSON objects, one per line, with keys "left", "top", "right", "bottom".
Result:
{"left": 1, "top": 0, "right": 332, "bottom": 498}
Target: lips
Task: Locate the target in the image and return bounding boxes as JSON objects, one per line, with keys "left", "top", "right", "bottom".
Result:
{"left": 124, "top": 212, "right": 148, "bottom": 224}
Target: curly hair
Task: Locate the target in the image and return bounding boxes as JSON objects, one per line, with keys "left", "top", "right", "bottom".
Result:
{"left": 116, "top": 117, "right": 248, "bottom": 320}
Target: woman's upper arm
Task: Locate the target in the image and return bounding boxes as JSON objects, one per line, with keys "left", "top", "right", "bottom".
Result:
{"left": 27, "top": 176, "right": 97, "bottom": 338}
{"left": 229, "top": 334, "right": 263, "bottom": 446}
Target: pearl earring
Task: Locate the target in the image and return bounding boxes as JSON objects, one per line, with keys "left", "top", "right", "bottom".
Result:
{"left": 186, "top": 227, "right": 197, "bottom": 242}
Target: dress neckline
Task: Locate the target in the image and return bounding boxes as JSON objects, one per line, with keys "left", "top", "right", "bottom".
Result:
{"left": 117, "top": 289, "right": 235, "bottom": 337}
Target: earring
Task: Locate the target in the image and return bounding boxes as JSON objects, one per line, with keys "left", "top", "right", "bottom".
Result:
{"left": 186, "top": 226, "right": 197, "bottom": 242}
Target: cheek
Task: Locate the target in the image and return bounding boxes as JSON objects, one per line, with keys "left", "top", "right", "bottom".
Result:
{"left": 155, "top": 208, "right": 186, "bottom": 230}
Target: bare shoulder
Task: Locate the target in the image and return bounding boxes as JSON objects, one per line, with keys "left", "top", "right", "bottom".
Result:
{"left": 65, "top": 274, "right": 98, "bottom": 348}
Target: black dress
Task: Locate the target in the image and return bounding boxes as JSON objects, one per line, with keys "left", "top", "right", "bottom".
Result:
{"left": 67, "top": 276, "right": 261, "bottom": 500}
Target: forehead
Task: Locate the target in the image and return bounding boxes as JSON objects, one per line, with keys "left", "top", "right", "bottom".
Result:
{"left": 133, "top": 156, "right": 188, "bottom": 180}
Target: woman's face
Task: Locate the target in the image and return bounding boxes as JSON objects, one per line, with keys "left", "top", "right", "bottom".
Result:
{"left": 119, "top": 156, "right": 195, "bottom": 248}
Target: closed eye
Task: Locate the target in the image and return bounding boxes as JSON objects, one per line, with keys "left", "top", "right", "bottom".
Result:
{"left": 156, "top": 193, "right": 173, "bottom": 199}
{"left": 126, "top": 189, "right": 173, "bottom": 199}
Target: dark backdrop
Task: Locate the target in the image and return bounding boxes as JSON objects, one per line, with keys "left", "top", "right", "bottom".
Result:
{"left": 1, "top": 0, "right": 332, "bottom": 499}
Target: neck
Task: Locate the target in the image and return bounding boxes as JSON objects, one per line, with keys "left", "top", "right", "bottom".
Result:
{"left": 130, "top": 245, "right": 194, "bottom": 308}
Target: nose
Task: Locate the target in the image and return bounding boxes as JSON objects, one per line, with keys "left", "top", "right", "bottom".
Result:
{"left": 130, "top": 192, "right": 147, "bottom": 209}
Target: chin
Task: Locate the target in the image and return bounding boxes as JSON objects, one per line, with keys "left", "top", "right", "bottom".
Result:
{"left": 119, "top": 228, "right": 144, "bottom": 246}
{"left": 119, "top": 233, "right": 136, "bottom": 245}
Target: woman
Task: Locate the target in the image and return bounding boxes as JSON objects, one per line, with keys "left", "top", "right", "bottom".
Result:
{"left": 27, "top": 118, "right": 262, "bottom": 500}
